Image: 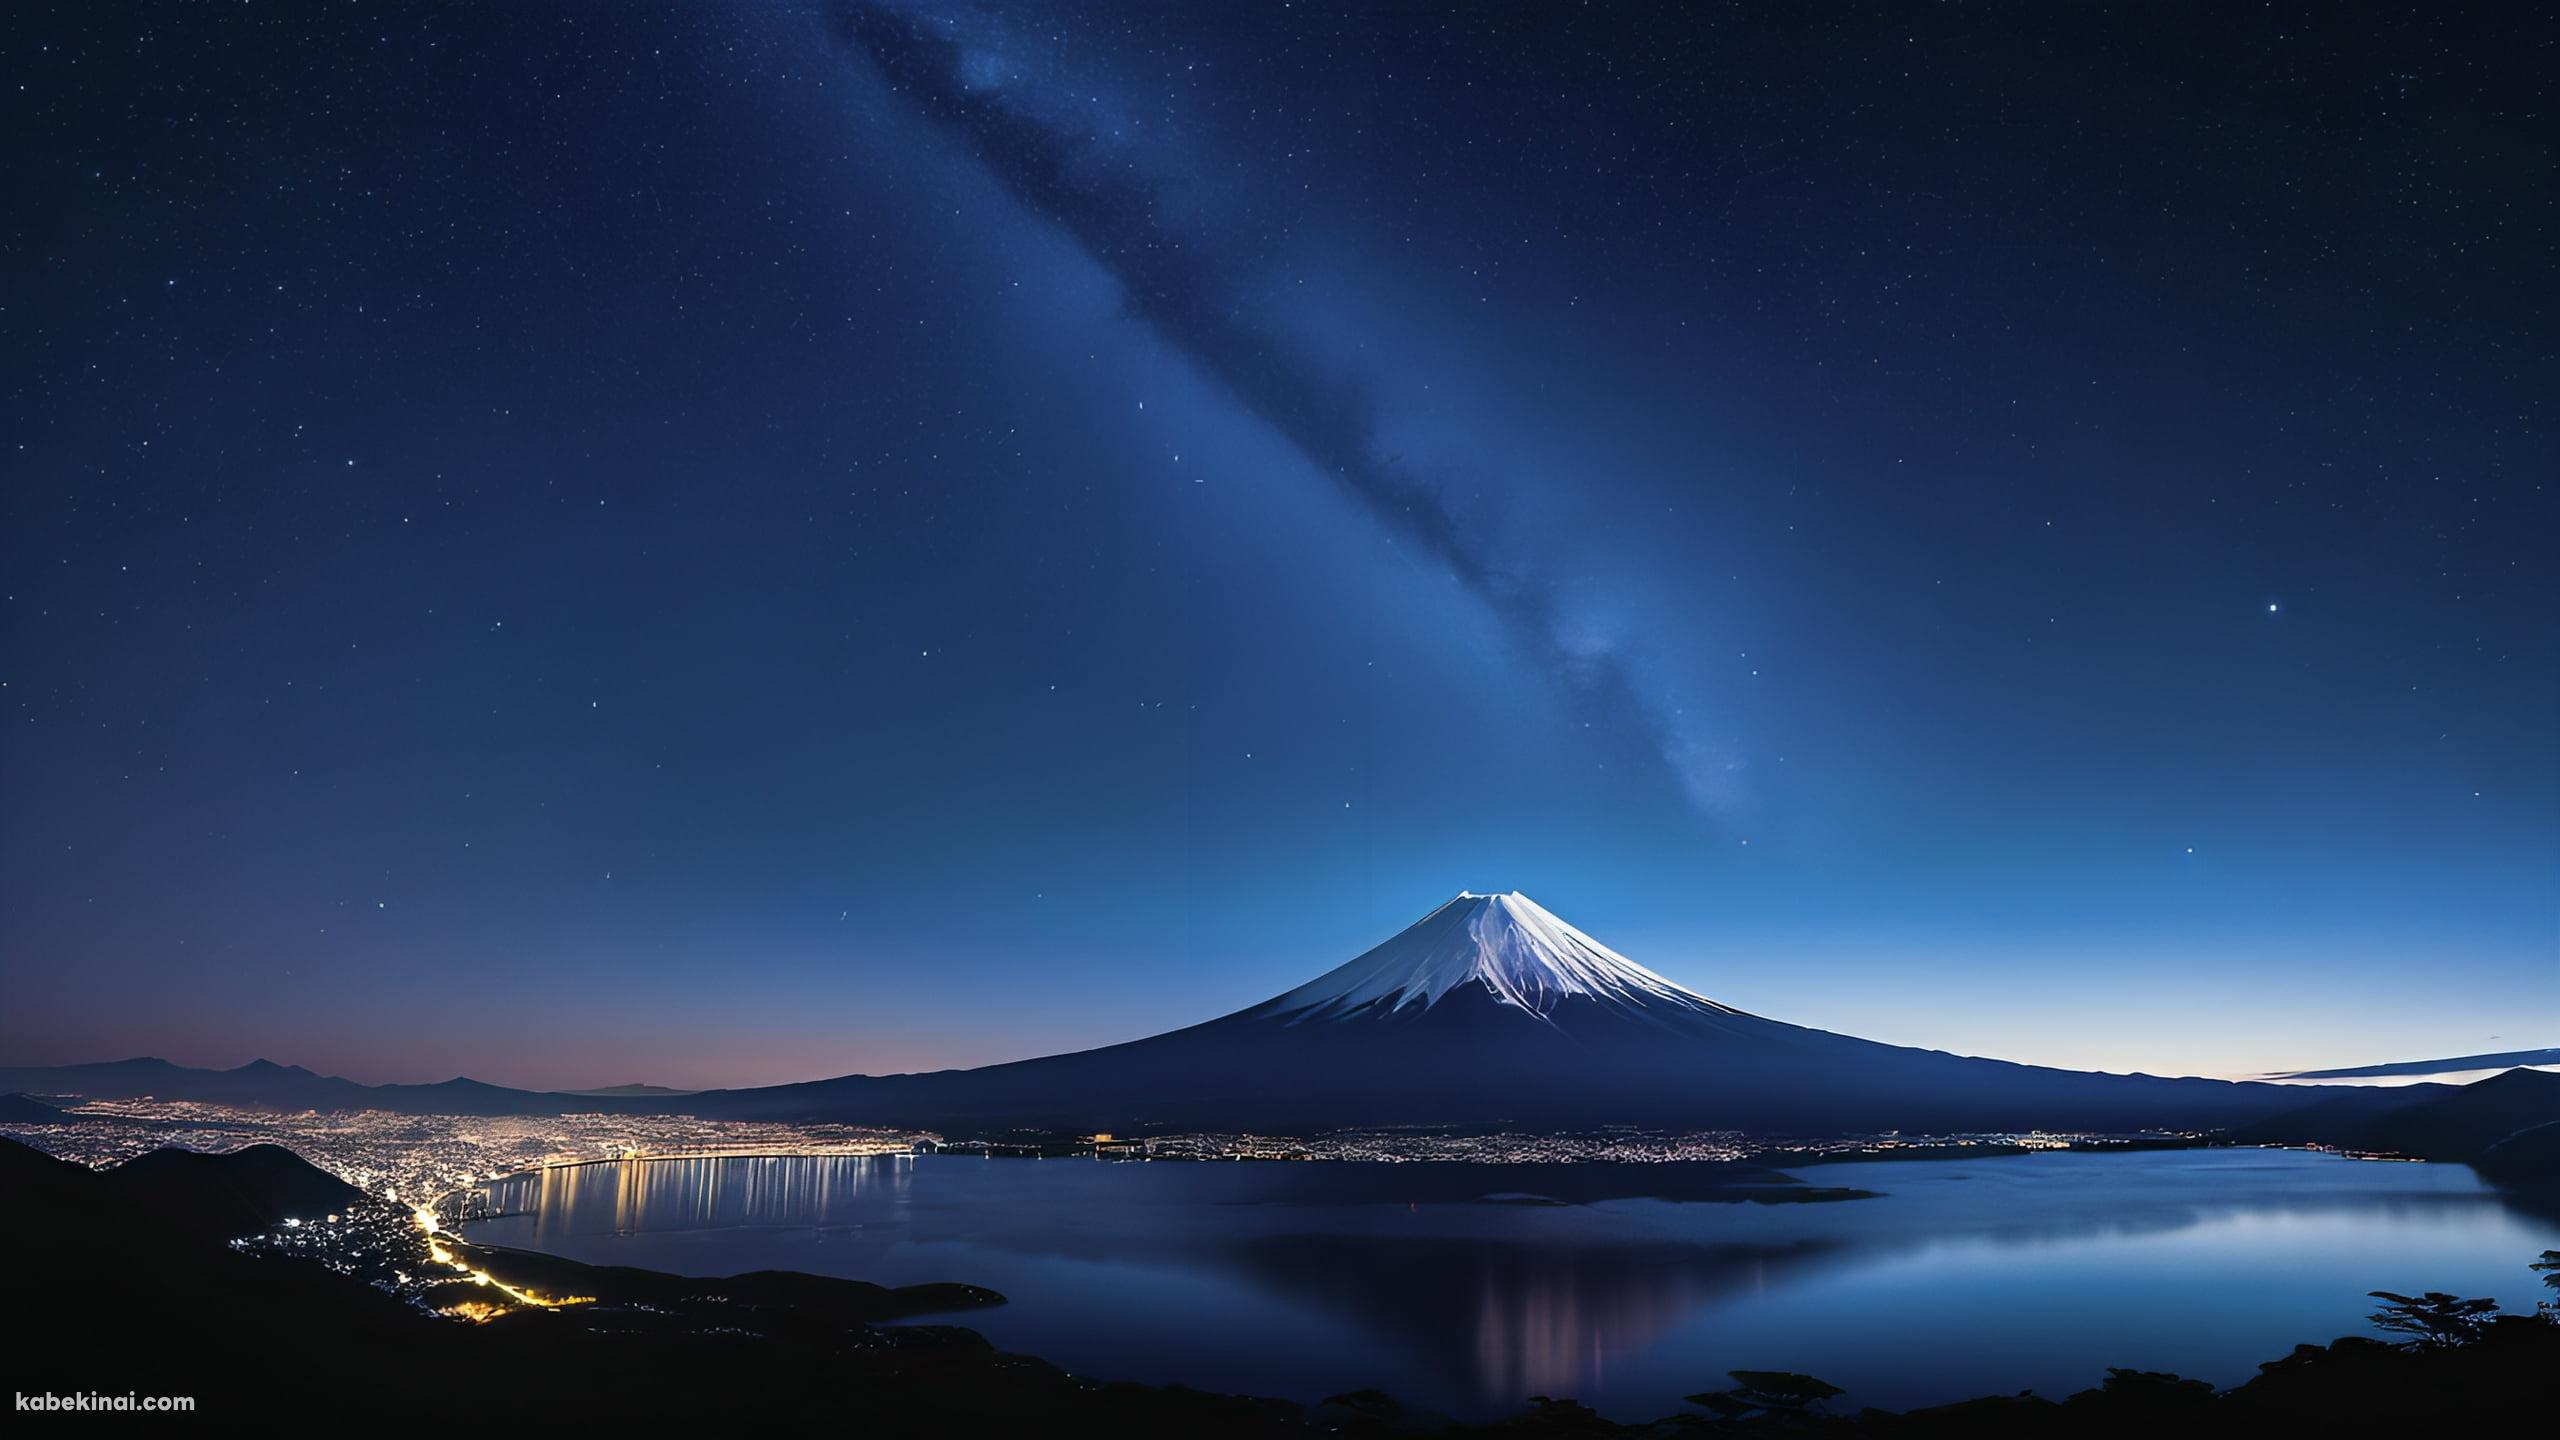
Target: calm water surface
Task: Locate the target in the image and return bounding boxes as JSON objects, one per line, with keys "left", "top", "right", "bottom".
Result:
{"left": 463, "top": 1149, "right": 2555, "bottom": 1420}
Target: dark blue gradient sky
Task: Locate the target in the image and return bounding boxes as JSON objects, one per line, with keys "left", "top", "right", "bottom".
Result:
{"left": 4, "top": 2, "right": 2551, "bottom": 1090}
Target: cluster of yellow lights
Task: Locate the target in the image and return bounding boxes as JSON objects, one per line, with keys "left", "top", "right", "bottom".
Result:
{"left": 415, "top": 1208, "right": 593, "bottom": 1320}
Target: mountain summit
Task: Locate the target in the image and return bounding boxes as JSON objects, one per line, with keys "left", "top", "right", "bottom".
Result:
{"left": 1259, "top": 891, "right": 1737, "bottom": 1024}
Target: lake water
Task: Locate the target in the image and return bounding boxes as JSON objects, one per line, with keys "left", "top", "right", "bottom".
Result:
{"left": 462, "top": 1148, "right": 2556, "bottom": 1420}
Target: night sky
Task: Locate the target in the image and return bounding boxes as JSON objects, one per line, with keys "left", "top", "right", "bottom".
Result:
{"left": 4, "top": 3, "right": 2551, "bottom": 1091}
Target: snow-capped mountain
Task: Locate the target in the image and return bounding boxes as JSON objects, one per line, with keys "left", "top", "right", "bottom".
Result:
{"left": 1255, "top": 891, "right": 1734, "bottom": 1024}
{"left": 693, "top": 891, "right": 2322, "bottom": 1135}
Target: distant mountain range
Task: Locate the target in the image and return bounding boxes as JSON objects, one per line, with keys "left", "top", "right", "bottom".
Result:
{"left": 0, "top": 1055, "right": 594, "bottom": 1116}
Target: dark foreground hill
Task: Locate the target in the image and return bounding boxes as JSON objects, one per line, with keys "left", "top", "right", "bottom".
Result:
{"left": 100, "top": 1142, "right": 371, "bottom": 1246}
{"left": 4, "top": 1134, "right": 2551, "bottom": 1434}
{"left": 0, "top": 1136, "right": 1303, "bottom": 1434}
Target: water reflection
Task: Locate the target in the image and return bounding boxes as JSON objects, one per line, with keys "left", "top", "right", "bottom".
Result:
{"left": 471, "top": 1153, "right": 915, "bottom": 1235}
{"left": 460, "top": 1150, "right": 2557, "bottom": 1419}
{"left": 1225, "top": 1234, "right": 1840, "bottom": 1404}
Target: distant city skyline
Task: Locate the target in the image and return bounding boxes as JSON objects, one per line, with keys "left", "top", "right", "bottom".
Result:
{"left": 5, "top": 3, "right": 2551, "bottom": 1092}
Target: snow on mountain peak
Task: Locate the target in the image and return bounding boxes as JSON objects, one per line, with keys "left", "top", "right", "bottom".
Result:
{"left": 1262, "top": 891, "right": 1736, "bottom": 1023}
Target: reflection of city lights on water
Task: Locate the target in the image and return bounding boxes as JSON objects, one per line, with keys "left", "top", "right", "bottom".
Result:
{"left": 465, "top": 1150, "right": 919, "bottom": 1237}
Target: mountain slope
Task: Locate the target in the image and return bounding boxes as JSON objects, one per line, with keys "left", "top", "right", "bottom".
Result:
{"left": 2224, "top": 1084, "right": 2455, "bottom": 1148}
{"left": 2227, "top": 1069, "right": 2560, "bottom": 1187}
{"left": 2353, "top": 1068, "right": 2560, "bottom": 1160}
{"left": 2227, "top": 1067, "right": 2560, "bottom": 1164}
{"left": 685, "top": 892, "right": 2322, "bottom": 1134}
{"left": 7, "top": 893, "right": 2478, "bottom": 1138}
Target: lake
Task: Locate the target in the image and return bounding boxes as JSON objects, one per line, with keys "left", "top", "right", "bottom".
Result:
{"left": 461, "top": 1148, "right": 2556, "bottom": 1420}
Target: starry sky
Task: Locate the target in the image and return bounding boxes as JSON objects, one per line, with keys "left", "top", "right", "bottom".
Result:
{"left": 4, "top": 2, "right": 2552, "bottom": 1092}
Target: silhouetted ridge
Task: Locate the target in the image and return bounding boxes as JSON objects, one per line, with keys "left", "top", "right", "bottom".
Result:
{"left": 0, "top": 1091, "right": 67, "bottom": 1123}
{"left": 104, "top": 1143, "right": 370, "bottom": 1245}
{"left": 2234, "top": 1069, "right": 2560, "bottom": 1180}
{"left": 2358, "top": 1069, "right": 2560, "bottom": 1160}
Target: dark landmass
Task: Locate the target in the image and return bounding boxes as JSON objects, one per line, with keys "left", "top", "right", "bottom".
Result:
{"left": 0, "top": 1090, "right": 68, "bottom": 1122}
{"left": 445, "top": 1234, "right": 1003, "bottom": 1323}
{"left": 2357, "top": 1068, "right": 2560, "bottom": 1162}
{"left": 7, "top": 1132, "right": 2552, "bottom": 1433}
{"left": 2472, "top": 1123, "right": 2560, "bottom": 1188}
{"left": 2222, "top": 1081, "right": 2451, "bottom": 1146}
{"left": 101, "top": 1141, "right": 369, "bottom": 1247}
{"left": 2235, "top": 1068, "right": 2560, "bottom": 1167}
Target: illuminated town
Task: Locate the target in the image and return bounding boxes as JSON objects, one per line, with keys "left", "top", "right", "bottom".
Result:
{"left": 0, "top": 1099, "right": 923, "bottom": 1218}
{"left": 0, "top": 1095, "right": 2194, "bottom": 1200}
{"left": 0, "top": 1097, "right": 2203, "bottom": 1186}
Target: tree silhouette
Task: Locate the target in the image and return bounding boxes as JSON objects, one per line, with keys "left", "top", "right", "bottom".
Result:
{"left": 1513, "top": 1395, "right": 1603, "bottom": 1428}
{"left": 1687, "top": 1370, "right": 1846, "bottom": 1421}
{"left": 2535, "top": 1249, "right": 2560, "bottom": 1322}
{"left": 2366, "top": 1290, "right": 2499, "bottom": 1348}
